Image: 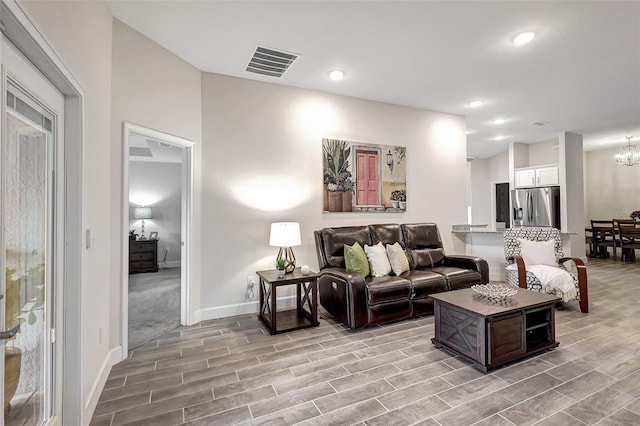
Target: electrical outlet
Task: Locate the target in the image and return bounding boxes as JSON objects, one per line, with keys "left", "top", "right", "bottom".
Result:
{"left": 247, "top": 276, "right": 255, "bottom": 300}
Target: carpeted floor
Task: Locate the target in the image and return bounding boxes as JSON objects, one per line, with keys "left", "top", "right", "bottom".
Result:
{"left": 128, "top": 268, "right": 181, "bottom": 351}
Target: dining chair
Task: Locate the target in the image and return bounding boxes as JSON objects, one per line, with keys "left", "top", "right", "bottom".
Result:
{"left": 590, "top": 220, "right": 617, "bottom": 260}
{"left": 616, "top": 219, "right": 640, "bottom": 262}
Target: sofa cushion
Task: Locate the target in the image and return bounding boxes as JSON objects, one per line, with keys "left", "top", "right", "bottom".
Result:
{"left": 402, "top": 223, "right": 443, "bottom": 250}
{"left": 400, "top": 270, "right": 447, "bottom": 298}
{"left": 402, "top": 223, "right": 445, "bottom": 268}
{"left": 365, "top": 276, "right": 412, "bottom": 304}
{"left": 344, "top": 242, "right": 370, "bottom": 277}
{"left": 370, "top": 224, "right": 404, "bottom": 247}
{"left": 430, "top": 266, "right": 482, "bottom": 291}
{"left": 321, "top": 226, "right": 372, "bottom": 268}
{"left": 364, "top": 242, "right": 392, "bottom": 277}
{"left": 386, "top": 242, "right": 410, "bottom": 276}
{"left": 408, "top": 248, "right": 446, "bottom": 269}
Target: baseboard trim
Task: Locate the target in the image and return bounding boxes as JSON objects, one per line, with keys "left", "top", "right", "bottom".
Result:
{"left": 196, "top": 296, "right": 296, "bottom": 322}
{"left": 158, "top": 260, "right": 181, "bottom": 269}
{"left": 84, "top": 346, "right": 122, "bottom": 419}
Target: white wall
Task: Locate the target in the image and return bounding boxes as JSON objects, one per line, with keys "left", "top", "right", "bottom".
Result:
{"left": 560, "top": 132, "right": 585, "bottom": 257}
{"left": 111, "top": 18, "right": 202, "bottom": 336}
{"left": 469, "top": 149, "right": 509, "bottom": 227}
{"left": 469, "top": 158, "right": 489, "bottom": 225}
{"left": 201, "top": 73, "right": 468, "bottom": 318}
{"left": 129, "top": 162, "right": 182, "bottom": 264}
{"left": 528, "top": 139, "right": 559, "bottom": 166}
{"left": 585, "top": 145, "right": 640, "bottom": 223}
{"left": 19, "top": 0, "right": 114, "bottom": 420}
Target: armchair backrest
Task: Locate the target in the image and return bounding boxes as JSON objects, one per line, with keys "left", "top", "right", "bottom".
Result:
{"left": 504, "top": 227, "right": 563, "bottom": 261}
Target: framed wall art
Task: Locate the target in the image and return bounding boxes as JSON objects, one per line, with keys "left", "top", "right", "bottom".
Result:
{"left": 322, "top": 138, "right": 406, "bottom": 213}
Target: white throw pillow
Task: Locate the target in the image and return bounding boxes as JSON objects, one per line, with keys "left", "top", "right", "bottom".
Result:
{"left": 364, "top": 242, "right": 392, "bottom": 277}
{"left": 517, "top": 238, "right": 557, "bottom": 266}
{"left": 386, "top": 242, "right": 410, "bottom": 276}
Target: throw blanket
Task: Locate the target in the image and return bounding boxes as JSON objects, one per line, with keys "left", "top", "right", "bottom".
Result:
{"left": 506, "top": 264, "right": 577, "bottom": 302}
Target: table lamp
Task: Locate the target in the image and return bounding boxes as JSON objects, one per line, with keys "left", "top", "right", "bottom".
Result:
{"left": 269, "top": 222, "right": 301, "bottom": 273}
{"left": 134, "top": 206, "right": 152, "bottom": 240}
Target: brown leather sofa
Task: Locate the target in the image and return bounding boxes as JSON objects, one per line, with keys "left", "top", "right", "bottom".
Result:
{"left": 314, "top": 223, "right": 489, "bottom": 329}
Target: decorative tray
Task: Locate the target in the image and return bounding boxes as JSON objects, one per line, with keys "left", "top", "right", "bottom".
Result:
{"left": 471, "top": 283, "right": 518, "bottom": 301}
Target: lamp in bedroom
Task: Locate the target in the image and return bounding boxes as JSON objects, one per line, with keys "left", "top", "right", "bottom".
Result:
{"left": 134, "top": 206, "right": 152, "bottom": 240}
{"left": 269, "top": 222, "right": 301, "bottom": 273}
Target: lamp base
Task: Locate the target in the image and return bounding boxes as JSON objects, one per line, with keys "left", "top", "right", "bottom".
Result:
{"left": 277, "top": 247, "right": 296, "bottom": 273}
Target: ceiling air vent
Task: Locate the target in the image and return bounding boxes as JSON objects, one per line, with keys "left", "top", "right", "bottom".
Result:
{"left": 530, "top": 121, "right": 550, "bottom": 126}
{"left": 246, "top": 46, "right": 298, "bottom": 78}
{"left": 129, "top": 147, "right": 152, "bottom": 157}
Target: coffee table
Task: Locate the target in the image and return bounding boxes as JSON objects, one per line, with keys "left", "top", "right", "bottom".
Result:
{"left": 431, "top": 286, "right": 561, "bottom": 372}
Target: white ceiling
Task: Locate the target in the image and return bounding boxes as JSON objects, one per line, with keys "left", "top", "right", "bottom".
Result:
{"left": 129, "top": 132, "right": 183, "bottom": 163}
{"left": 108, "top": 1, "right": 640, "bottom": 159}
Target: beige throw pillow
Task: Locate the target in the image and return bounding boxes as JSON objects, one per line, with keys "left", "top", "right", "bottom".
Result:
{"left": 364, "top": 242, "right": 392, "bottom": 277}
{"left": 386, "top": 242, "right": 410, "bottom": 276}
{"left": 517, "top": 238, "right": 556, "bottom": 266}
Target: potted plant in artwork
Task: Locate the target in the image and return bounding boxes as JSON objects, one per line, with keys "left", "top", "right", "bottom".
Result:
{"left": 397, "top": 190, "right": 407, "bottom": 210}
{"left": 274, "top": 258, "right": 287, "bottom": 278}
{"left": 129, "top": 229, "right": 138, "bottom": 241}
{"left": 390, "top": 190, "right": 402, "bottom": 208}
{"left": 4, "top": 266, "right": 45, "bottom": 412}
{"left": 323, "top": 140, "right": 351, "bottom": 212}
{"left": 630, "top": 210, "right": 640, "bottom": 221}
{"left": 341, "top": 178, "right": 354, "bottom": 212}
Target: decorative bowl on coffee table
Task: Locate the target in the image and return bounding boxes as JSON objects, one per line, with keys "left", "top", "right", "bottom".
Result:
{"left": 471, "top": 283, "right": 518, "bottom": 301}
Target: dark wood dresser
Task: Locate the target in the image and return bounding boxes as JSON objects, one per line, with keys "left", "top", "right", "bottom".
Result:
{"left": 129, "top": 239, "right": 158, "bottom": 274}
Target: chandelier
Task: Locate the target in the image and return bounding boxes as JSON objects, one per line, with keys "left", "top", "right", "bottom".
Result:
{"left": 616, "top": 137, "right": 640, "bottom": 166}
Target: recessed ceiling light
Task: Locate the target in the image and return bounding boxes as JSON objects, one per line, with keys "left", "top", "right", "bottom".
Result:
{"left": 495, "top": 136, "right": 505, "bottom": 141}
{"left": 468, "top": 100, "right": 483, "bottom": 108}
{"left": 493, "top": 118, "right": 506, "bottom": 125}
{"left": 329, "top": 70, "right": 344, "bottom": 81}
{"left": 513, "top": 32, "right": 535, "bottom": 45}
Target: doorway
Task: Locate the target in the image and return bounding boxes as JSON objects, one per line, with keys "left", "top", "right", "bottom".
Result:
{"left": 495, "top": 182, "right": 510, "bottom": 228}
{"left": 122, "top": 123, "right": 194, "bottom": 353}
{"left": 1, "top": 38, "right": 64, "bottom": 425}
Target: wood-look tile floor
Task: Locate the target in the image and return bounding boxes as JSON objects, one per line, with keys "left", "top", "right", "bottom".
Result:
{"left": 91, "top": 258, "right": 640, "bottom": 426}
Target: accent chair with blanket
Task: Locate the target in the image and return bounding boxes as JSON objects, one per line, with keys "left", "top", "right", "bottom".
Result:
{"left": 503, "top": 227, "right": 588, "bottom": 313}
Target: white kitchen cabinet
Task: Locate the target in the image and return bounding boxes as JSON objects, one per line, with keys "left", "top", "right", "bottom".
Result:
{"left": 535, "top": 165, "right": 559, "bottom": 186}
{"left": 514, "top": 165, "right": 559, "bottom": 188}
{"left": 514, "top": 168, "right": 536, "bottom": 187}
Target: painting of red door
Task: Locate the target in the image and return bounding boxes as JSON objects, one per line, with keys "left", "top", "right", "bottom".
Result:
{"left": 356, "top": 150, "right": 379, "bottom": 205}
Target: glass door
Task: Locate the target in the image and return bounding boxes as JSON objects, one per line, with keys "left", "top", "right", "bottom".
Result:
{"left": 1, "top": 45, "right": 59, "bottom": 423}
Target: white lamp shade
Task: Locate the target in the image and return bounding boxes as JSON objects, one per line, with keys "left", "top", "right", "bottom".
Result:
{"left": 134, "top": 207, "right": 152, "bottom": 219}
{"left": 269, "top": 222, "right": 301, "bottom": 247}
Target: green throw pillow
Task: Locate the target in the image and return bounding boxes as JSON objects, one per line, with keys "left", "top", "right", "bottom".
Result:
{"left": 344, "top": 242, "right": 370, "bottom": 277}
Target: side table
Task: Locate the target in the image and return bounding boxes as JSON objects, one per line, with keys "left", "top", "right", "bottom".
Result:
{"left": 256, "top": 267, "right": 319, "bottom": 334}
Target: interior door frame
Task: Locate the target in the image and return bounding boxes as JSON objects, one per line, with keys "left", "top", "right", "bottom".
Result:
{"left": 0, "top": 1, "right": 86, "bottom": 424}
{"left": 122, "top": 122, "right": 195, "bottom": 354}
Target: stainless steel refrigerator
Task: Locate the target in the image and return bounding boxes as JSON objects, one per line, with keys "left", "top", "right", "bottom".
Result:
{"left": 512, "top": 186, "right": 561, "bottom": 228}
